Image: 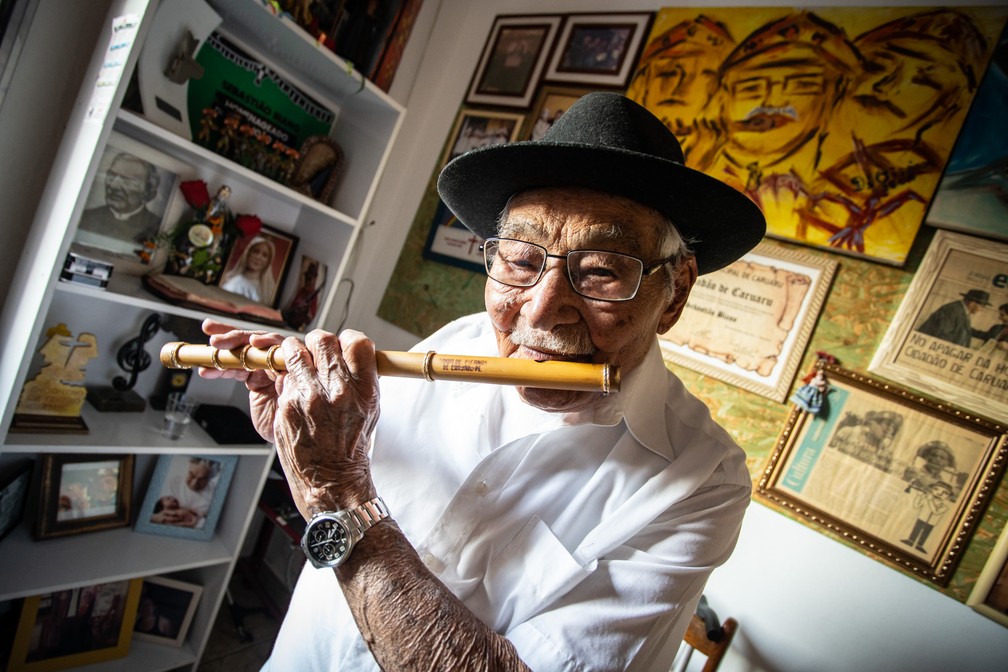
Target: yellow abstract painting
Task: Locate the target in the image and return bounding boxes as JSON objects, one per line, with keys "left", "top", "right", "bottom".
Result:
{"left": 628, "top": 7, "right": 1008, "bottom": 265}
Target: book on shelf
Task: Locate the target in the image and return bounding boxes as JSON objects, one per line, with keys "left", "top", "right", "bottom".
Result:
{"left": 142, "top": 273, "right": 285, "bottom": 327}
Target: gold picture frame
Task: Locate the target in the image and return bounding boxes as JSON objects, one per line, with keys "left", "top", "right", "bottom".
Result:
{"left": 870, "top": 230, "right": 1008, "bottom": 423}
{"left": 8, "top": 578, "right": 143, "bottom": 671}
{"left": 756, "top": 362, "right": 1007, "bottom": 586}
{"left": 660, "top": 242, "right": 837, "bottom": 401}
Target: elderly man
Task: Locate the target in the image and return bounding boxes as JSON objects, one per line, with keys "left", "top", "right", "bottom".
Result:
{"left": 78, "top": 151, "right": 163, "bottom": 249}
{"left": 203, "top": 92, "right": 765, "bottom": 670}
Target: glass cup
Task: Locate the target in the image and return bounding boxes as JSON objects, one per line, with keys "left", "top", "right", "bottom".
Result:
{"left": 163, "top": 392, "right": 199, "bottom": 440}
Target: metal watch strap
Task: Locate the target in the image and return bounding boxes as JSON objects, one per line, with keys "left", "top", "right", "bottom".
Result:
{"left": 347, "top": 496, "right": 391, "bottom": 534}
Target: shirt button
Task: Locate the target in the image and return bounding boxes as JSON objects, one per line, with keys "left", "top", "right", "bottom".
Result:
{"left": 422, "top": 553, "right": 437, "bottom": 567}
{"left": 474, "top": 480, "right": 489, "bottom": 496}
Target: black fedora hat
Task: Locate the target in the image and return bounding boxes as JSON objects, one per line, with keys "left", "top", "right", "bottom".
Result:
{"left": 437, "top": 92, "right": 766, "bottom": 275}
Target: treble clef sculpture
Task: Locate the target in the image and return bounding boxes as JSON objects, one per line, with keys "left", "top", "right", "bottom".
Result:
{"left": 113, "top": 314, "right": 161, "bottom": 391}
{"left": 86, "top": 313, "right": 162, "bottom": 412}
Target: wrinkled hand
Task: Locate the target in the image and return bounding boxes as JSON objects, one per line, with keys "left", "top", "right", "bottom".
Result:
{"left": 200, "top": 319, "right": 285, "bottom": 443}
{"left": 275, "top": 329, "right": 380, "bottom": 516}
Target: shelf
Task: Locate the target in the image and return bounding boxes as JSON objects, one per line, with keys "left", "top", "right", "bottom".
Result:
{"left": 0, "top": 522, "right": 233, "bottom": 602}
{"left": 52, "top": 271, "right": 302, "bottom": 339}
{"left": 116, "top": 110, "right": 358, "bottom": 230}
{"left": 4, "top": 401, "right": 271, "bottom": 455}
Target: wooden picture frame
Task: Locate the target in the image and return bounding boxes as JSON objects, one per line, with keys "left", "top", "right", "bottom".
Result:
{"left": 869, "top": 230, "right": 1008, "bottom": 422}
{"left": 287, "top": 136, "right": 344, "bottom": 206}
{"left": 756, "top": 362, "right": 1007, "bottom": 587}
{"left": 71, "top": 131, "right": 190, "bottom": 275}
{"left": 466, "top": 15, "right": 561, "bottom": 108}
{"left": 134, "top": 454, "right": 237, "bottom": 542}
{"left": 218, "top": 224, "right": 298, "bottom": 308}
{"left": 423, "top": 108, "right": 524, "bottom": 273}
{"left": 7, "top": 578, "right": 143, "bottom": 671}
{"left": 967, "top": 521, "right": 1008, "bottom": 627}
{"left": 660, "top": 243, "right": 838, "bottom": 401}
{"left": 0, "top": 459, "right": 33, "bottom": 543}
{"left": 522, "top": 85, "right": 593, "bottom": 141}
{"left": 34, "top": 454, "right": 134, "bottom": 540}
{"left": 133, "top": 575, "right": 203, "bottom": 647}
{"left": 544, "top": 13, "right": 652, "bottom": 87}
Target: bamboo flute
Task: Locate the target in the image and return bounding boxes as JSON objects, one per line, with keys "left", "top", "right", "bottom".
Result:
{"left": 160, "top": 342, "right": 619, "bottom": 393}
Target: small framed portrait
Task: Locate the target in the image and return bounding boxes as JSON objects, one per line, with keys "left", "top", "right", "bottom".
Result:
{"left": 34, "top": 454, "right": 134, "bottom": 540}
{"left": 71, "top": 131, "right": 191, "bottom": 275}
{"left": 545, "top": 13, "right": 653, "bottom": 87}
{"left": 133, "top": 576, "right": 203, "bottom": 647}
{"left": 7, "top": 578, "right": 143, "bottom": 671}
{"left": 869, "top": 230, "right": 1008, "bottom": 422}
{"left": 756, "top": 362, "right": 1007, "bottom": 587}
{"left": 0, "top": 459, "right": 33, "bottom": 543}
{"left": 281, "top": 254, "right": 329, "bottom": 332}
{"left": 423, "top": 108, "right": 524, "bottom": 272}
{"left": 523, "top": 85, "right": 593, "bottom": 141}
{"left": 466, "top": 15, "right": 562, "bottom": 108}
{"left": 218, "top": 224, "right": 298, "bottom": 308}
{"left": 134, "top": 454, "right": 237, "bottom": 541}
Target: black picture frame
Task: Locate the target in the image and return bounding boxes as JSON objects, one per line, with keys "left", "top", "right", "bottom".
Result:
{"left": 466, "top": 15, "right": 561, "bottom": 108}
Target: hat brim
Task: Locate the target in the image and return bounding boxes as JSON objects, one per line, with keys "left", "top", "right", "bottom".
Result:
{"left": 437, "top": 141, "right": 766, "bottom": 275}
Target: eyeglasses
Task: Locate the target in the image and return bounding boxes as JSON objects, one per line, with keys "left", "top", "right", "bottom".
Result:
{"left": 481, "top": 237, "right": 674, "bottom": 302}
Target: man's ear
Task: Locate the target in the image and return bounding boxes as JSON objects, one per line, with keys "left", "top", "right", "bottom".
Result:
{"left": 657, "top": 256, "right": 698, "bottom": 334}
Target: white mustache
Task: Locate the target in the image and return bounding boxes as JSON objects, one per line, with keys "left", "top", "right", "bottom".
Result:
{"left": 510, "top": 321, "right": 595, "bottom": 356}
{"left": 744, "top": 105, "right": 797, "bottom": 120}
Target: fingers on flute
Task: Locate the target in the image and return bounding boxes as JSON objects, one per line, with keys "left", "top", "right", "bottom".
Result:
{"left": 337, "top": 330, "right": 378, "bottom": 383}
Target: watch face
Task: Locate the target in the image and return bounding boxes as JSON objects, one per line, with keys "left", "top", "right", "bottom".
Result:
{"left": 303, "top": 516, "right": 351, "bottom": 567}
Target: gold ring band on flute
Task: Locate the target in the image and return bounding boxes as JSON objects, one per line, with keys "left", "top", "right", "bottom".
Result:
{"left": 160, "top": 342, "right": 620, "bottom": 394}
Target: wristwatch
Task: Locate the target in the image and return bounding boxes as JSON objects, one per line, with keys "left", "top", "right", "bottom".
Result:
{"left": 300, "top": 497, "right": 391, "bottom": 569}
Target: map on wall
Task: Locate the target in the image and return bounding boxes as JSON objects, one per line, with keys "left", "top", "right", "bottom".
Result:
{"left": 627, "top": 6, "right": 1008, "bottom": 266}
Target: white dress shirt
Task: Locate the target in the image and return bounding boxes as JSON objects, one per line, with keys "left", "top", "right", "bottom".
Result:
{"left": 264, "top": 313, "right": 750, "bottom": 671}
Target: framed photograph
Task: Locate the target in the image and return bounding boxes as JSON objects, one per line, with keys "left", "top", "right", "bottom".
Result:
{"left": 756, "top": 363, "right": 1007, "bottom": 586}
{"left": 71, "top": 131, "right": 190, "bottom": 275}
{"left": 544, "top": 13, "right": 652, "bottom": 87}
{"left": 523, "top": 85, "right": 593, "bottom": 141}
{"left": 7, "top": 578, "right": 143, "bottom": 671}
{"left": 133, "top": 576, "right": 203, "bottom": 646}
{"left": 660, "top": 243, "right": 838, "bottom": 401}
{"left": 967, "top": 522, "right": 1008, "bottom": 626}
{"left": 34, "top": 454, "right": 134, "bottom": 540}
{"left": 134, "top": 454, "right": 237, "bottom": 541}
{"left": 869, "top": 230, "right": 1008, "bottom": 422}
{"left": 466, "top": 15, "right": 561, "bottom": 108}
{"left": 0, "top": 459, "right": 33, "bottom": 543}
{"left": 423, "top": 108, "right": 524, "bottom": 273}
{"left": 218, "top": 224, "right": 298, "bottom": 308}
{"left": 281, "top": 254, "right": 329, "bottom": 332}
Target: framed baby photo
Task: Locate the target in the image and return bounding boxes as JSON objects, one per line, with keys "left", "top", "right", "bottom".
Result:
{"left": 217, "top": 224, "right": 298, "bottom": 308}
{"left": 133, "top": 575, "right": 203, "bottom": 647}
{"left": 756, "top": 362, "right": 1007, "bottom": 587}
{"left": 7, "top": 578, "right": 143, "bottom": 671}
{"left": 34, "top": 454, "right": 134, "bottom": 540}
{"left": 869, "top": 230, "right": 1008, "bottom": 422}
{"left": 71, "top": 131, "right": 191, "bottom": 275}
{"left": 134, "top": 454, "right": 237, "bottom": 541}
{"left": 0, "top": 459, "right": 33, "bottom": 543}
{"left": 544, "top": 13, "right": 652, "bottom": 87}
{"left": 466, "top": 15, "right": 561, "bottom": 108}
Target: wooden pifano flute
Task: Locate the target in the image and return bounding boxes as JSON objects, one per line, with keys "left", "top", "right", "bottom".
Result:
{"left": 160, "top": 342, "right": 619, "bottom": 393}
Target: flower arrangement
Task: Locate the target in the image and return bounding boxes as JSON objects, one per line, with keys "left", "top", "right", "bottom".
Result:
{"left": 161, "top": 180, "right": 262, "bottom": 285}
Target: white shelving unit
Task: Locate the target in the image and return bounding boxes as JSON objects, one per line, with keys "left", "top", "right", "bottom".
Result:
{"left": 0, "top": 0, "right": 404, "bottom": 669}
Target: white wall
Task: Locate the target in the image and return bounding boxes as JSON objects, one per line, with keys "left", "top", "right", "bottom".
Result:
{"left": 349, "top": 1, "right": 1008, "bottom": 671}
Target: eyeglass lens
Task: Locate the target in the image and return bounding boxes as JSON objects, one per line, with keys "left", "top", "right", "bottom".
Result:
{"left": 484, "top": 238, "right": 644, "bottom": 301}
